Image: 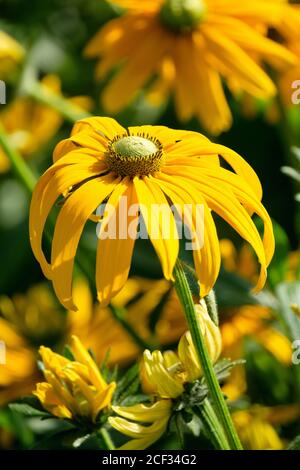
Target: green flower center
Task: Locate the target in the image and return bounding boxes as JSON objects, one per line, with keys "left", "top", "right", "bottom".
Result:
{"left": 160, "top": 0, "right": 206, "bottom": 32}
{"left": 106, "top": 134, "right": 164, "bottom": 177}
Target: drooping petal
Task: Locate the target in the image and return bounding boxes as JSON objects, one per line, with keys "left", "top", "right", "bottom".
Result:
{"left": 164, "top": 141, "right": 263, "bottom": 200}
{"left": 29, "top": 154, "right": 106, "bottom": 278}
{"left": 111, "top": 400, "right": 171, "bottom": 423}
{"left": 51, "top": 175, "right": 119, "bottom": 310}
{"left": 96, "top": 179, "right": 138, "bottom": 306}
{"left": 154, "top": 174, "right": 220, "bottom": 297}
{"left": 134, "top": 176, "right": 179, "bottom": 280}
{"left": 102, "top": 21, "right": 172, "bottom": 112}
{"left": 162, "top": 168, "right": 268, "bottom": 291}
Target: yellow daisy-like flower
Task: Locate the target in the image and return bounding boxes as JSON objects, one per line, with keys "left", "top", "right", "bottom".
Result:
{"left": 109, "top": 400, "right": 172, "bottom": 450}
{"left": 233, "top": 403, "right": 300, "bottom": 450}
{"left": 0, "top": 75, "right": 93, "bottom": 173}
{"left": 29, "top": 116, "right": 274, "bottom": 310}
{"left": 109, "top": 303, "right": 221, "bottom": 449}
{"left": 33, "top": 335, "right": 116, "bottom": 421}
{"left": 85, "top": 0, "right": 296, "bottom": 134}
{"left": 0, "top": 31, "right": 24, "bottom": 79}
{"left": 142, "top": 304, "right": 222, "bottom": 398}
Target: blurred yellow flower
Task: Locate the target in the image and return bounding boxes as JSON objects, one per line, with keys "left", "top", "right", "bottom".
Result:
{"left": 109, "top": 400, "right": 172, "bottom": 450}
{"left": 220, "top": 238, "right": 293, "bottom": 378}
{"left": 69, "top": 277, "right": 187, "bottom": 367}
{"left": 0, "top": 75, "right": 93, "bottom": 173}
{"left": 0, "top": 283, "right": 64, "bottom": 405}
{"left": 30, "top": 116, "right": 274, "bottom": 310}
{"left": 0, "top": 31, "right": 24, "bottom": 79}
{"left": 0, "top": 316, "right": 39, "bottom": 405}
{"left": 34, "top": 335, "right": 116, "bottom": 421}
{"left": 0, "top": 277, "right": 185, "bottom": 404}
{"left": 85, "top": 0, "right": 297, "bottom": 134}
{"left": 142, "top": 303, "right": 222, "bottom": 398}
{"left": 233, "top": 404, "right": 300, "bottom": 450}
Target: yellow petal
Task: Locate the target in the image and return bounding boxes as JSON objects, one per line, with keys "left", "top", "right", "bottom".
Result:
{"left": 134, "top": 177, "right": 179, "bottom": 281}
{"left": 51, "top": 175, "right": 118, "bottom": 310}
{"left": 96, "top": 179, "right": 138, "bottom": 306}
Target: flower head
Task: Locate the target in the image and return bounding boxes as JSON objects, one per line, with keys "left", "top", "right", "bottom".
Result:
{"left": 143, "top": 303, "right": 222, "bottom": 398}
{"left": 0, "top": 31, "right": 24, "bottom": 79}
{"left": 29, "top": 116, "right": 274, "bottom": 310}
{"left": 85, "top": 0, "right": 297, "bottom": 133}
{"left": 33, "top": 335, "right": 116, "bottom": 421}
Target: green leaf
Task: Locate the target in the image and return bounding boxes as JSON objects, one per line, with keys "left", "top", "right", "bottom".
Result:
{"left": 9, "top": 403, "right": 51, "bottom": 418}
{"left": 204, "top": 290, "right": 219, "bottom": 326}
{"left": 267, "top": 221, "right": 290, "bottom": 288}
{"left": 288, "top": 435, "right": 300, "bottom": 450}
{"left": 149, "top": 286, "right": 172, "bottom": 333}
{"left": 215, "top": 268, "right": 258, "bottom": 308}
{"left": 275, "top": 281, "right": 300, "bottom": 341}
{"left": 113, "top": 364, "right": 140, "bottom": 405}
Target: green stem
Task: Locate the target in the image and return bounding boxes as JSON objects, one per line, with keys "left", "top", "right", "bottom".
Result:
{"left": 196, "top": 399, "right": 230, "bottom": 450}
{"left": 0, "top": 124, "right": 36, "bottom": 194}
{"left": 28, "top": 81, "right": 92, "bottom": 123}
{"left": 0, "top": 125, "right": 152, "bottom": 352}
{"left": 100, "top": 427, "right": 115, "bottom": 450}
{"left": 173, "top": 259, "right": 242, "bottom": 450}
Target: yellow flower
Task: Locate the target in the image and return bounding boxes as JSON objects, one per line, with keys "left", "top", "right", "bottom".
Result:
{"left": 109, "top": 303, "right": 221, "bottom": 450}
{"left": 233, "top": 405, "right": 300, "bottom": 450}
{"left": 109, "top": 400, "right": 172, "bottom": 450}
{"left": 143, "top": 304, "right": 222, "bottom": 398}
{"left": 219, "top": 239, "right": 293, "bottom": 373}
{"left": 69, "top": 277, "right": 186, "bottom": 367}
{"left": 0, "top": 316, "right": 39, "bottom": 406}
{"left": 233, "top": 409, "right": 283, "bottom": 450}
{"left": 29, "top": 116, "right": 274, "bottom": 310}
{"left": 0, "top": 31, "right": 24, "bottom": 79}
{"left": 33, "top": 335, "right": 116, "bottom": 421}
{"left": 84, "top": 0, "right": 296, "bottom": 134}
{"left": 0, "top": 283, "right": 65, "bottom": 405}
{"left": 0, "top": 277, "right": 185, "bottom": 404}
{"left": 0, "top": 75, "right": 93, "bottom": 173}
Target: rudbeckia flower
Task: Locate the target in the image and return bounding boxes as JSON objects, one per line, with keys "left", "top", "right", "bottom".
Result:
{"left": 34, "top": 335, "right": 116, "bottom": 421}
{"left": 85, "top": 0, "right": 297, "bottom": 134}
{"left": 29, "top": 116, "right": 274, "bottom": 310}
{"left": 0, "top": 75, "right": 92, "bottom": 173}
{"left": 0, "top": 31, "right": 24, "bottom": 79}
{"left": 142, "top": 303, "right": 222, "bottom": 398}
{"left": 109, "top": 400, "right": 172, "bottom": 450}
